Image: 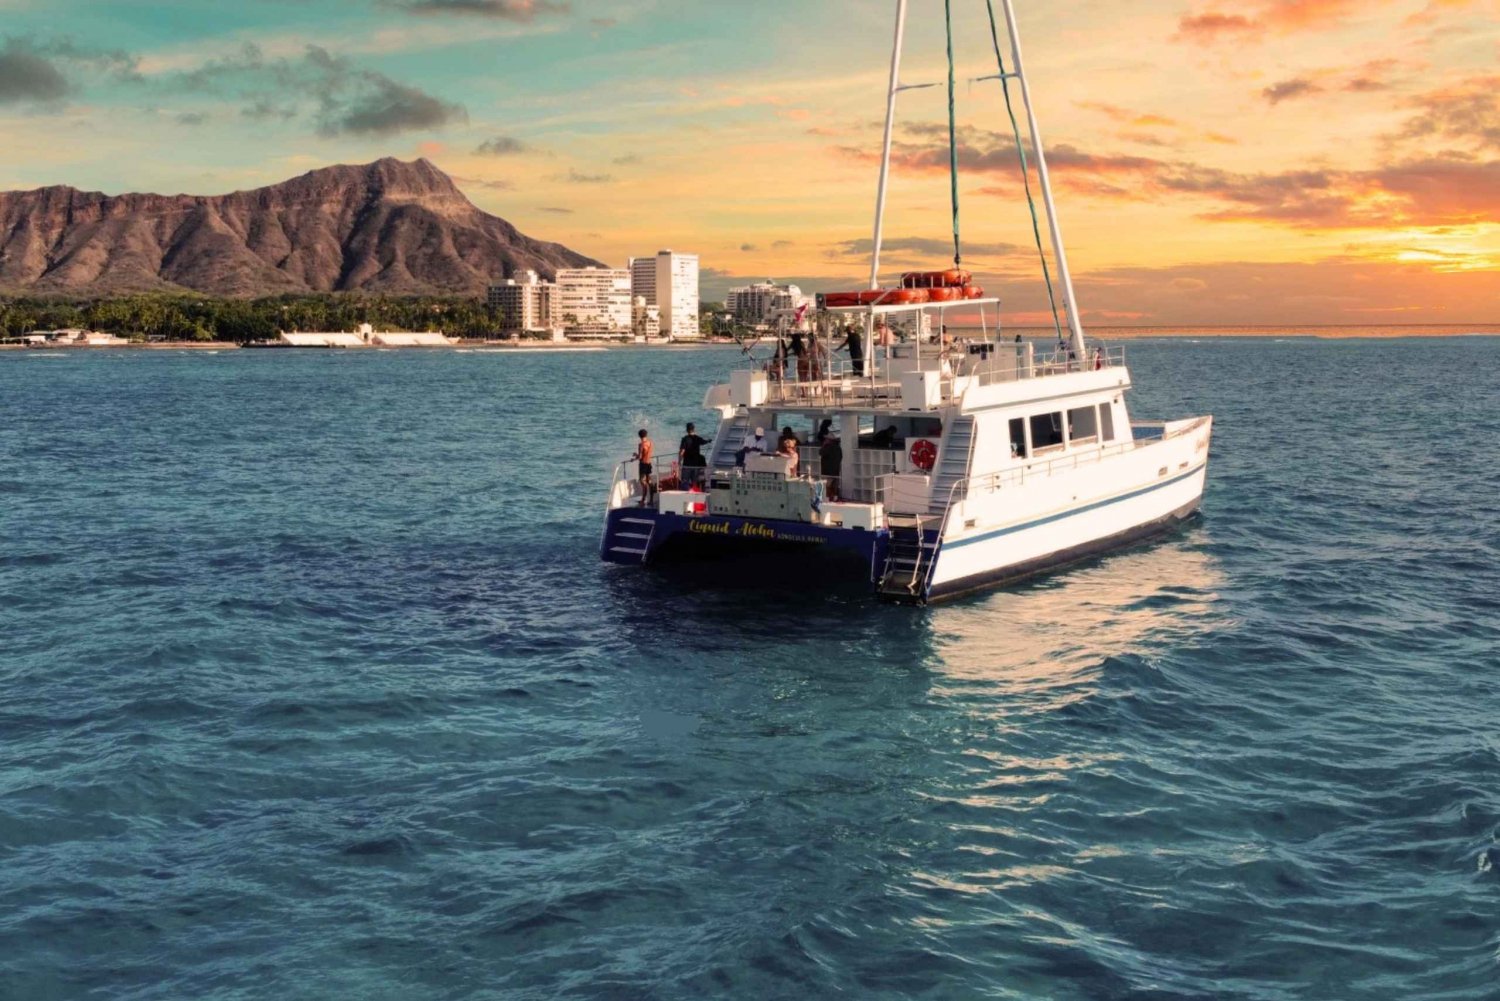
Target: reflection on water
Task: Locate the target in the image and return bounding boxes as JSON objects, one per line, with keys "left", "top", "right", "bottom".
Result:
{"left": 928, "top": 529, "right": 1225, "bottom": 692}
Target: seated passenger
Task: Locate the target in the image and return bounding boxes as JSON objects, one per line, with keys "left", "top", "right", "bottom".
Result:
{"left": 778, "top": 434, "right": 800, "bottom": 476}
{"left": 870, "top": 424, "right": 899, "bottom": 449}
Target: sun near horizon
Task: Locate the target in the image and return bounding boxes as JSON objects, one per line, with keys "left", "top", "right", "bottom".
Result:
{"left": 0, "top": 0, "right": 1495, "bottom": 325}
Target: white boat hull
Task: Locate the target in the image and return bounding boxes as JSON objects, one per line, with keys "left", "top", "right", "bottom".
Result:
{"left": 924, "top": 418, "right": 1211, "bottom": 600}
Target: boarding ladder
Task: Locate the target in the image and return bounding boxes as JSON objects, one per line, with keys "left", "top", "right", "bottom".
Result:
{"left": 605, "top": 515, "right": 658, "bottom": 564}
{"left": 877, "top": 514, "right": 937, "bottom": 600}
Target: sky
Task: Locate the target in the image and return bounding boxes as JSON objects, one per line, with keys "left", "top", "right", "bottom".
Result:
{"left": 0, "top": 0, "right": 1496, "bottom": 325}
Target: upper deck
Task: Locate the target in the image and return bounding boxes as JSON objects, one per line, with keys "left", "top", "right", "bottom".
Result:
{"left": 707, "top": 341, "right": 1130, "bottom": 418}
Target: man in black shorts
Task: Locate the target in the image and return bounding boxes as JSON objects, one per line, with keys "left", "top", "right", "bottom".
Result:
{"left": 679, "top": 422, "right": 709, "bottom": 489}
{"left": 633, "top": 428, "right": 655, "bottom": 506}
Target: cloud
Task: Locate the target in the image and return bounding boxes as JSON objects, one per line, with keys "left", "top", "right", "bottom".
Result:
{"left": 153, "top": 44, "right": 465, "bottom": 138}
{"left": 740, "top": 243, "right": 757, "bottom": 252}
{"left": 1396, "top": 74, "right": 1500, "bottom": 151}
{"left": 399, "top": 0, "right": 570, "bottom": 19}
{"left": 1175, "top": 1, "right": 1368, "bottom": 42}
{"left": 554, "top": 168, "right": 612, "bottom": 183}
{"left": 538, "top": 205, "right": 572, "bottom": 213}
{"left": 0, "top": 41, "right": 70, "bottom": 103}
{"left": 175, "top": 111, "right": 208, "bottom": 126}
{"left": 830, "top": 236, "right": 1021, "bottom": 258}
{"left": 454, "top": 175, "right": 515, "bottom": 190}
{"left": 327, "top": 75, "right": 464, "bottom": 135}
{"left": 1263, "top": 78, "right": 1324, "bottom": 104}
{"left": 474, "top": 135, "right": 527, "bottom": 155}
{"left": 861, "top": 126, "right": 1500, "bottom": 231}
{"left": 611, "top": 153, "right": 641, "bottom": 165}
{"left": 0, "top": 36, "right": 142, "bottom": 105}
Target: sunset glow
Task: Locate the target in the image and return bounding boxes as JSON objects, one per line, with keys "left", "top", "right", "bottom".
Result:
{"left": 0, "top": 0, "right": 1495, "bottom": 323}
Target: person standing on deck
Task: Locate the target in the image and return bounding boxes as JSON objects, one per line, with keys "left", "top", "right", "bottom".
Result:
{"left": 836, "top": 326, "right": 865, "bottom": 376}
{"left": 679, "top": 422, "right": 709, "bottom": 489}
{"left": 789, "top": 332, "right": 809, "bottom": 382}
{"left": 819, "top": 432, "right": 843, "bottom": 501}
{"left": 633, "top": 429, "right": 655, "bottom": 507}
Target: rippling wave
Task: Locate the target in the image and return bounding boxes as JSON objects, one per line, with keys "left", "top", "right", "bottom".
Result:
{"left": 1, "top": 339, "right": 1497, "bottom": 999}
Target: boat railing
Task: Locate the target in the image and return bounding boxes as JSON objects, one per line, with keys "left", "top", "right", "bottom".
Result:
{"left": 743, "top": 341, "right": 1126, "bottom": 409}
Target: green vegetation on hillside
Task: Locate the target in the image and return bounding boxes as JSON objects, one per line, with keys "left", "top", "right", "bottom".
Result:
{"left": 0, "top": 294, "right": 507, "bottom": 342}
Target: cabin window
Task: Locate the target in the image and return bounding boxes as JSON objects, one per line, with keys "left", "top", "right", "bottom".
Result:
{"left": 1067, "top": 405, "right": 1099, "bottom": 445}
{"left": 1029, "top": 412, "right": 1064, "bottom": 451}
{"left": 1099, "top": 403, "right": 1116, "bottom": 442}
{"left": 1009, "top": 417, "right": 1026, "bottom": 458}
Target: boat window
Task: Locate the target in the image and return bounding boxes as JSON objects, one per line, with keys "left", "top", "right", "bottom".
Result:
{"left": 1099, "top": 403, "right": 1116, "bottom": 442}
{"left": 1067, "top": 405, "right": 1099, "bottom": 445}
{"left": 1029, "top": 412, "right": 1064, "bottom": 450}
{"left": 1009, "top": 417, "right": 1026, "bottom": 458}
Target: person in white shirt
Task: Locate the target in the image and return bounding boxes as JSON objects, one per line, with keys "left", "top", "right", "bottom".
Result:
{"left": 737, "top": 427, "right": 768, "bottom": 467}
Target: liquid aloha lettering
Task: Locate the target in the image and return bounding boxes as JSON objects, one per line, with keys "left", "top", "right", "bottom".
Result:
{"left": 686, "top": 519, "right": 827, "bottom": 545}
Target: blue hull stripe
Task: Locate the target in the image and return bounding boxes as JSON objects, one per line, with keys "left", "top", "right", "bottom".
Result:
{"left": 943, "top": 464, "right": 1205, "bottom": 551}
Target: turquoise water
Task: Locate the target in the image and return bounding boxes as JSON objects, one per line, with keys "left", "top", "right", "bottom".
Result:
{"left": 2, "top": 339, "right": 1497, "bottom": 999}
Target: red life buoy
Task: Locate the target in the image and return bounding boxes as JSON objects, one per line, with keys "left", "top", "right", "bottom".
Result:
{"left": 925, "top": 287, "right": 963, "bottom": 302}
{"left": 963, "top": 286, "right": 987, "bottom": 299}
{"left": 909, "top": 438, "right": 937, "bottom": 471}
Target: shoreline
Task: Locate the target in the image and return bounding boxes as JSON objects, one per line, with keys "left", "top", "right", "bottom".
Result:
{"left": 3, "top": 325, "right": 1497, "bottom": 353}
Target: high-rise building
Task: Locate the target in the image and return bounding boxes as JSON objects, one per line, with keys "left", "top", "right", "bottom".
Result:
{"left": 629, "top": 257, "right": 657, "bottom": 306}
{"left": 654, "top": 250, "right": 700, "bottom": 340}
{"left": 487, "top": 270, "right": 556, "bottom": 333}
{"left": 555, "top": 267, "right": 632, "bottom": 339}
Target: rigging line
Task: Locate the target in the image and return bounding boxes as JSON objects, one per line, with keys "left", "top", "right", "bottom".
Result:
{"left": 982, "top": 0, "right": 1064, "bottom": 341}
{"left": 945, "top": 0, "right": 961, "bottom": 267}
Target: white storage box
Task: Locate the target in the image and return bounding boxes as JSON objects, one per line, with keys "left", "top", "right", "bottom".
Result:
{"left": 884, "top": 472, "right": 932, "bottom": 514}
{"left": 730, "top": 369, "right": 769, "bottom": 407}
{"left": 822, "top": 502, "right": 883, "bottom": 531}
{"left": 657, "top": 490, "right": 708, "bottom": 516}
{"left": 901, "top": 369, "right": 941, "bottom": 410}
{"left": 746, "top": 452, "right": 794, "bottom": 478}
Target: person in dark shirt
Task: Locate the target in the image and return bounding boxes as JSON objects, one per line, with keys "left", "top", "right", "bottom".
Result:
{"left": 871, "top": 424, "right": 899, "bottom": 448}
{"left": 836, "top": 326, "right": 865, "bottom": 376}
{"left": 815, "top": 418, "right": 834, "bottom": 444}
{"left": 679, "top": 422, "right": 709, "bottom": 489}
{"left": 819, "top": 433, "right": 843, "bottom": 500}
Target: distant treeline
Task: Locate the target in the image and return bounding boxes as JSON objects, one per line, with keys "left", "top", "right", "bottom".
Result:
{"left": 0, "top": 294, "right": 511, "bottom": 342}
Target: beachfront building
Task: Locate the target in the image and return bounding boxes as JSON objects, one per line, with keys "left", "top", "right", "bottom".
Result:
{"left": 628, "top": 257, "right": 656, "bottom": 306}
{"left": 556, "top": 267, "right": 632, "bottom": 340}
{"left": 656, "top": 251, "right": 700, "bottom": 340}
{"left": 488, "top": 271, "right": 557, "bottom": 335}
{"left": 278, "top": 324, "right": 453, "bottom": 348}
{"left": 629, "top": 250, "right": 700, "bottom": 341}
{"left": 726, "top": 282, "right": 806, "bottom": 325}
{"left": 632, "top": 297, "right": 661, "bottom": 339}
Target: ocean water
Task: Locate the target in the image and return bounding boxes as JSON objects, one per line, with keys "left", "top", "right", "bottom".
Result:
{"left": 1, "top": 337, "right": 1497, "bottom": 1001}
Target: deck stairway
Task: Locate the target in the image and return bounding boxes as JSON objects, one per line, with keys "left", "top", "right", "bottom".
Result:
{"left": 708, "top": 414, "right": 753, "bottom": 470}
{"left": 930, "top": 415, "right": 975, "bottom": 511}
{"left": 604, "top": 515, "right": 657, "bottom": 564}
{"left": 877, "top": 515, "right": 937, "bottom": 601}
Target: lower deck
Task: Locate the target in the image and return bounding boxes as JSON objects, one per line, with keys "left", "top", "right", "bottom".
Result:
{"left": 602, "top": 417, "right": 1212, "bottom": 602}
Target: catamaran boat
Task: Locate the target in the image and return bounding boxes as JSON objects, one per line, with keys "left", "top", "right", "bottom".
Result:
{"left": 600, "top": 0, "right": 1212, "bottom": 604}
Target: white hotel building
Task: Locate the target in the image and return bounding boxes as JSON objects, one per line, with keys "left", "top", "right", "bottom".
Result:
{"left": 556, "top": 267, "right": 632, "bottom": 339}
{"left": 629, "top": 250, "right": 700, "bottom": 341}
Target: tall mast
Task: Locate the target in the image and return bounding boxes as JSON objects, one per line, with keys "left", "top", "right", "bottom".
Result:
{"left": 997, "top": 0, "right": 1087, "bottom": 361}
{"left": 869, "top": 0, "right": 909, "bottom": 291}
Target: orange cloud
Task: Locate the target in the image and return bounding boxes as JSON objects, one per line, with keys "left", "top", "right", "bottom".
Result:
{"left": 1176, "top": 0, "right": 1372, "bottom": 42}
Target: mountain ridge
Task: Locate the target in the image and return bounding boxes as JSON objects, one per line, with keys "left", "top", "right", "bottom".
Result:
{"left": 0, "top": 158, "right": 602, "bottom": 297}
